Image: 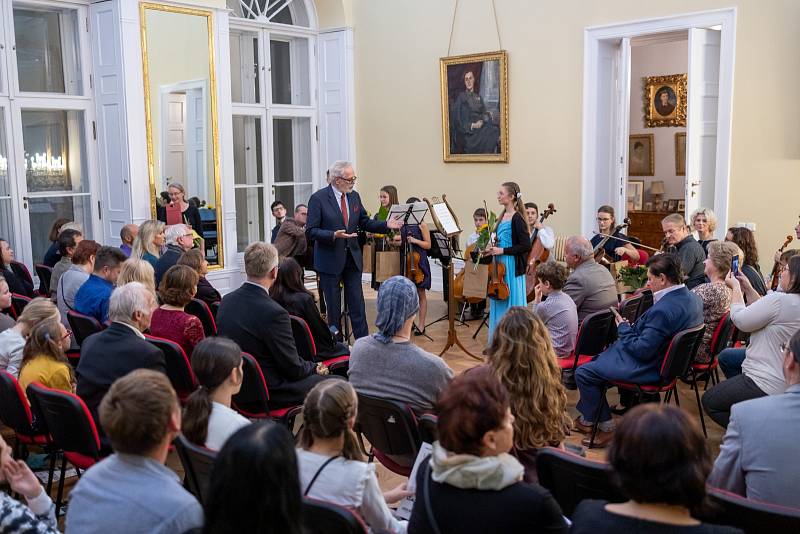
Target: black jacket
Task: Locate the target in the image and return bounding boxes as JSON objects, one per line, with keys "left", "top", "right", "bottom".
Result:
{"left": 3, "top": 267, "right": 33, "bottom": 297}
{"left": 155, "top": 244, "right": 184, "bottom": 286}
{"left": 274, "top": 290, "right": 348, "bottom": 359}
{"left": 195, "top": 277, "right": 221, "bottom": 306}
{"left": 76, "top": 323, "right": 166, "bottom": 435}
{"left": 496, "top": 212, "right": 532, "bottom": 276}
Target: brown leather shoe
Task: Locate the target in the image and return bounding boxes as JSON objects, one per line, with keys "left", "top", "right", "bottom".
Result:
{"left": 582, "top": 429, "right": 614, "bottom": 448}
{"left": 572, "top": 416, "right": 594, "bottom": 435}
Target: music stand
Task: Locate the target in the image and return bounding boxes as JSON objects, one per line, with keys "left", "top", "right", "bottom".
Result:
{"left": 395, "top": 203, "right": 433, "bottom": 341}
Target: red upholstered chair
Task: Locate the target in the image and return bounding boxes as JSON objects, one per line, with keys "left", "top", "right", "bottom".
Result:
{"left": 302, "top": 498, "right": 369, "bottom": 534}
{"left": 587, "top": 323, "right": 705, "bottom": 448}
{"left": 26, "top": 382, "right": 102, "bottom": 516}
{"left": 705, "top": 487, "right": 800, "bottom": 533}
{"left": 185, "top": 298, "right": 217, "bottom": 336}
{"left": 231, "top": 352, "right": 302, "bottom": 429}
{"left": 67, "top": 310, "right": 105, "bottom": 346}
{"left": 145, "top": 335, "right": 198, "bottom": 402}
{"left": 173, "top": 433, "right": 217, "bottom": 504}
{"left": 558, "top": 310, "right": 615, "bottom": 372}
{"left": 10, "top": 293, "right": 31, "bottom": 318}
{"left": 289, "top": 314, "right": 350, "bottom": 376}
{"left": 0, "top": 371, "right": 49, "bottom": 454}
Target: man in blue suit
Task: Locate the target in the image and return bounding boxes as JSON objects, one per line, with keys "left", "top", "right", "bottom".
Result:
{"left": 572, "top": 253, "right": 703, "bottom": 447}
{"left": 306, "top": 160, "right": 402, "bottom": 339}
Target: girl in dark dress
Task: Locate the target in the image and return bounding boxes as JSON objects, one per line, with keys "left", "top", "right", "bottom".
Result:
{"left": 401, "top": 197, "right": 432, "bottom": 336}
{"left": 590, "top": 205, "right": 640, "bottom": 263}
{"left": 271, "top": 257, "right": 349, "bottom": 359}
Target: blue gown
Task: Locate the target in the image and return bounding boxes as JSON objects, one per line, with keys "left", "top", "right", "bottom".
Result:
{"left": 488, "top": 220, "right": 527, "bottom": 339}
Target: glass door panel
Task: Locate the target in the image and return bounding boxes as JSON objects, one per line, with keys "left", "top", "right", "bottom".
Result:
{"left": 0, "top": 109, "right": 16, "bottom": 247}
{"left": 232, "top": 115, "right": 265, "bottom": 251}
{"left": 229, "top": 29, "right": 260, "bottom": 104}
{"left": 270, "top": 36, "right": 309, "bottom": 105}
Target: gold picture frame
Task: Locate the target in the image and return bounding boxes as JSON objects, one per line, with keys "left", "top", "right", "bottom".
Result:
{"left": 643, "top": 74, "right": 687, "bottom": 127}
{"left": 629, "top": 134, "right": 654, "bottom": 176}
{"left": 675, "top": 132, "right": 686, "bottom": 176}
{"left": 440, "top": 50, "right": 508, "bottom": 162}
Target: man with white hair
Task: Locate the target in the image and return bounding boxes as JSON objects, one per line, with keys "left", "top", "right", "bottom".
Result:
{"left": 155, "top": 223, "right": 194, "bottom": 285}
{"left": 306, "top": 160, "right": 402, "bottom": 339}
{"left": 562, "top": 235, "right": 618, "bottom": 322}
{"left": 76, "top": 282, "right": 165, "bottom": 443}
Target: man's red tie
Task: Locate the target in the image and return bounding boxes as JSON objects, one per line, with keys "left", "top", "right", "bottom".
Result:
{"left": 340, "top": 193, "right": 349, "bottom": 228}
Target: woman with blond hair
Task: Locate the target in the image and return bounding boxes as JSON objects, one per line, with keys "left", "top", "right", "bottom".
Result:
{"left": 117, "top": 259, "right": 156, "bottom": 295}
{"left": 485, "top": 306, "right": 572, "bottom": 483}
{"left": 0, "top": 298, "right": 59, "bottom": 378}
{"left": 690, "top": 207, "right": 718, "bottom": 254}
{"left": 132, "top": 220, "right": 166, "bottom": 270}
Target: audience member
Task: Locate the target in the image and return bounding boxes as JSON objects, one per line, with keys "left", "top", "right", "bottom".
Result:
{"left": 66, "top": 370, "right": 203, "bottom": 534}
{"left": 570, "top": 404, "right": 740, "bottom": 534}
{"left": 116, "top": 258, "right": 156, "bottom": 295}
{"left": 0, "top": 275, "right": 15, "bottom": 332}
{"left": 270, "top": 200, "right": 287, "bottom": 242}
{"left": 0, "top": 298, "right": 58, "bottom": 378}
{"left": 155, "top": 224, "right": 194, "bottom": 286}
{"left": 0, "top": 434, "right": 59, "bottom": 533}
{"left": 76, "top": 282, "right": 165, "bottom": 435}
{"left": 150, "top": 265, "right": 204, "bottom": 357}
{"left": 708, "top": 330, "right": 800, "bottom": 507}
{"left": 183, "top": 337, "right": 249, "bottom": 451}
{"left": 298, "top": 380, "right": 410, "bottom": 534}
{"left": 74, "top": 246, "right": 127, "bottom": 323}
{"left": 562, "top": 236, "right": 617, "bottom": 322}
{"left": 49, "top": 228, "right": 83, "bottom": 301}
{"left": 662, "top": 213, "right": 707, "bottom": 289}
{"left": 407, "top": 371, "right": 567, "bottom": 534}
{"left": 42, "top": 217, "right": 70, "bottom": 267}
{"left": 273, "top": 204, "right": 308, "bottom": 259}
{"left": 56, "top": 240, "right": 100, "bottom": 332}
{"left": 691, "top": 241, "right": 736, "bottom": 363}
{"left": 574, "top": 254, "right": 703, "bottom": 447}
{"left": 177, "top": 248, "right": 220, "bottom": 305}
{"left": 726, "top": 226, "right": 768, "bottom": 297}
{"left": 531, "top": 262, "right": 578, "bottom": 357}
{"left": 271, "top": 257, "right": 348, "bottom": 359}
{"left": 132, "top": 220, "right": 166, "bottom": 270}
{"left": 18, "top": 316, "right": 73, "bottom": 394}
{"left": 119, "top": 224, "right": 139, "bottom": 257}
{"left": 217, "top": 242, "right": 333, "bottom": 407}
{"left": 0, "top": 238, "right": 33, "bottom": 297}
{"left": 203, "top": 423, "right": 303, "bottom": 534}
{"left": 349, "top": 276, "right": 453, "bottom": 413}
{"left": 485, "top": 308, "right": 571, "bottom": 483}
{"left": 702, "top": 255, "right": 800, "bottom": 428}
{"left": 691, "top": 207, "right": 718, "bottom": 254}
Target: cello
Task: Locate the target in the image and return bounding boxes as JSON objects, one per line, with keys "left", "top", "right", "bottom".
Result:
{"left": 769, "top": 234, "right": 794, "bottom": 291}
{"left": 593, "top": 217, "right": 632, "bottom": 266}
{"left": 525, "top": 203, "right": 557, "bottom": 302}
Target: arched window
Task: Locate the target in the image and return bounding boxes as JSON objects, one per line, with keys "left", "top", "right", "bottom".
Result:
{"left": 226, "top": 0, "right": 310, "bottom": 27}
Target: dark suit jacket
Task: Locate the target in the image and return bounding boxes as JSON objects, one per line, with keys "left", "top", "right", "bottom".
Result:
{"left": 306, "top": 185, "right": 387, "bottom": 275}
{"left": 155, "top": 244, "right": 183, "bottom": 286}
{"left": 275, "top": 290, "right": 346, "bottom": 358}
{"left": 216, "top": 283, "right": 317, "bottom": 398}
{"left": 593, "top": 286, "right": 703, "bottom": 384}
{"left": 76, "top": 322, "right": 166, "bottom": 432}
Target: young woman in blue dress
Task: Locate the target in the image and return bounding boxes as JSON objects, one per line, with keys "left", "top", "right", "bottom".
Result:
{"left": 484, "top": 182, "right": 531, "bottom": 339}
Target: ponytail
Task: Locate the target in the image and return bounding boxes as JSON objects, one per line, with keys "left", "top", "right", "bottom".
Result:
{"left": 182, "top": 385, "right": 213, "bottom": 446}
{"left": 300, "top": 380, "right": 363, "bottom": 462}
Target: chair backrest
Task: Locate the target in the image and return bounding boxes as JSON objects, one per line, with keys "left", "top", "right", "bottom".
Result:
{"left": 709, "top": 312, "right": 736, "bottom": 358}
{"left": 618, "top": 295, "right": 643, "bottom": 323}
{"left": 145, "top": 335, "right": 198, "bottom": 400}
{"left": 11, "top": 293, "right": 31, "bottom": 318}
{"left": 231, "top": 352, "right": 270, "bottom": 417}
{"left": 209, "top": 301, "right": 220, "bottom": 318}
{"left": 660, "top": 324, "right": 706, "bottom": 381}
{"left": 706, "top": 487, "right": 800, "bottom": 533}
{"left": 10, "top": 260, "right": 34, "bottom": 286}
{"left": 574, "top": 310, "right": 614, "bottom": 357}
{"left": 34, "top": 264, "right": 53, "bottom": 296}
{"left": 302, "top": 498, "right": 368, "bottom": 534}
{"left": 185, "top": 298, "right": 217, "bottom": 336}
{"left": 289, "top": 315, "right": 317, "bottom": 361}
{"left": 535, "top": 447, "right": 624, "bottom": 517}
{"left": 638, "top": 289, "right": 654, "bottom": 316}
{"left": 67, "top": 310, "right": 105, "bottom": 346}
{"left": 355, "top": 393, "right": 421, "bottom": 458}
{"left": 0, "top": 371, "right": 37, "bottom": 435}
{"left": 26, "top": 382, "right": 101, "bottom": 461}
{"left": 174, "top": 433, "right": 217, "bottom": 504}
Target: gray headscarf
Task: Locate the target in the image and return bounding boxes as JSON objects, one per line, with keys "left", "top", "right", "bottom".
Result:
{"left": 373, "top": 276, "right": 419, "bottom": 344}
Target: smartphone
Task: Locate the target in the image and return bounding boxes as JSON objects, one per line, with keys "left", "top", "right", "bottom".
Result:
{"left": 731, "top": 255, "right": 740, "bottom": 276}
{"left": 609, "top": 306, "right": 623, "bottom": 320}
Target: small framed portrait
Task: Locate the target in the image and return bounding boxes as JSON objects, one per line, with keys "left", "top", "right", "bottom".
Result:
{"left": 644, "top": 201, "right": 653, "bottom": 212}
{"left": 677, "top": 199, "right": 686, "bottom": 211}
{"left": 675, "top": 132, "right": 686, "bottom": 176}
{"left": 628, "top": 134, "right": 654, "bottom": 176}
{"left": 626, "top": 179, "right": 645, "bottom": 211}
{"left": 667, "top": 199, "right": 679, "bottom": 212}
{"left": 644, "top": 74, "right": 687, "bottom": 127}
{"left": 440, "top": 50, "right": 509, "bottom": 162}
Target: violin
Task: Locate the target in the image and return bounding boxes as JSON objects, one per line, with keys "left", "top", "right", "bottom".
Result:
{"left": 525, "top": 203, "right": 556, "bottom": 303}
{"left": 769, "top": 234, "right": 794, "bottom": 291}
{"left": 486, "top": 233, "right": 510, "bottom": 300}
{"left": 593, "top": 217, "right": 632, "bottom": 266}
{"left": 404, "top": 228, "right": 425, "bottom": 286}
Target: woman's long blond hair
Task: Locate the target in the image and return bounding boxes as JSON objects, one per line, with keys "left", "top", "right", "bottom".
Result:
{"left": 117, "top": 259, "right": 156, "bottom": 295}
{"left": 132, "top": 220, "right": 164, "bottom": 259}
{"left": 485, "top": 306, "right": 570, "bottom": 449}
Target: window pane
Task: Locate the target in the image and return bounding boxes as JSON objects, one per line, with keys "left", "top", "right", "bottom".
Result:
{"left": 21, "top": 110, "right": 88, "bottom": 193}
{"left": 0, "top": 113, "right": 15, "bottom": 245}
{"left": 14, "top": 8, "right": 83, "bottom": 95}
{"left": 274, "top": 183, "right": 312, "bottom": 213}
{"left": 270, "top": 37, "right": 310, "bottom": 105}
{"left": 229, "top": 30, "right": 260, "bottom": 104}
{"left": 232, "top": 116, "right": 262, "bottom": 185}
{"left": 272, "top": 117, "right": 312, "bottom": 184}
{"left": 235, "top": 187, "right": 264, "bottom": 252}
{"left": 28, "top": 195, "right": 91, "bottom": 263}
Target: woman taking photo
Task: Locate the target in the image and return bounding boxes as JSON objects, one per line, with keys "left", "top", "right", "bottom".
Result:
{"left": 132, "top": 220, "right": 166, "bottom": 270}
{"left": 485, "top": 307, "right": 571, "bottom": 483}
{"left": 590, "top": 205, "right": 640, "bottom": 264}
{"left": 484, "top": 182, "right": 531, "bottom": 338}
{"left": 691, "top": 207, "right": 718, "bottom": 254}
{"left": 297, "top": 380, "right": 410, "bottom": 534}
{"left": 401, "top": 197, "right": 432, "bottom": 335}
{"left": 691, "top": 241, "right": 736, "bottom": 364}
{"left": 725, "top": 226, "right": 768, "bottom": 297}
{"left": 177, "top": 248, "right": 221, "bottom": 306}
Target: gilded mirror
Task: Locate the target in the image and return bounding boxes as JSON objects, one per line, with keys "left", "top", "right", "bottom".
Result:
{"left": 140, "top": 3, "right": 223, "bottom": 267}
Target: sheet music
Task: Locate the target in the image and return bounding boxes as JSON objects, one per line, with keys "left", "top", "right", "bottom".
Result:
{"left": 432, "top": 202, "right": 460, "bottom": 235}
{"left": 394, "top": 441, "right": 433, "bottom": 521}
{"left": 388, "top": 202, "right": 428, "bottom": 225}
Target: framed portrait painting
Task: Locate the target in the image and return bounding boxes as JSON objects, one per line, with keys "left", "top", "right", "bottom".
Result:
{"left": 643, "top": 74, "right": 687, "bottom": 127}
{"left": 626, "top": 179, "right": 645, "bottom": 211}
{"left": 629, "top": 134, "right": 654, "bottom": 176}
{"left": 440, "top": 50, "right": 508, "bottom": 162}
{"left": 675, "top": 132, "right": 686, "bottom": 176}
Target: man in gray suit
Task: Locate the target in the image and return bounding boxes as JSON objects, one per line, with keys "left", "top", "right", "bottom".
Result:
{"left": 708, "top": 330, "right": 800, "bottom": 507}
{"left": 562, "top": 236, "right": 618, "bottom": 322}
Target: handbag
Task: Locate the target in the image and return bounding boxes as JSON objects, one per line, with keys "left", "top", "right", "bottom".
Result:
{"left": 375, "top": 249, "right": 401, "bottom": 282}
{"left": 462, "top": 261, "right": 489, "bottom": 300}
{"left": 362, "top": 242, "right": 374, "bottom": 274}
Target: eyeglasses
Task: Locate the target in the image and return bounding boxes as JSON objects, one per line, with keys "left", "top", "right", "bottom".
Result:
{"left": 338, "top": 176, "right": 357, "bottom": 184}
{"left": 182, "top": 234, "right": 194, "bottom": 238}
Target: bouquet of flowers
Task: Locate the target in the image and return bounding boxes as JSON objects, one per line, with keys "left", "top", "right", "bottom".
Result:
{"left": 471, "top": 203, "right": 497, "bottom": 269}
{"left": 617, "top": 265, "right": 648, "bottom": 290}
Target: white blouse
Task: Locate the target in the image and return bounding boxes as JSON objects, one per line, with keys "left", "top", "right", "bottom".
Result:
{"left": 205, "top": 402, "right": 250, "bottom": 451}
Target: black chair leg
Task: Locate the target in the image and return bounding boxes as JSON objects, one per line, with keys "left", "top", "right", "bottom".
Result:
{"left": 691, "top": 372, "right": 708, "bottom": 438}
{"left": 673, "top": 386, "right": 680, "bottom": 407}
{"left": 55, "top": 455, "right": 67, "bottom": 517}
{"left": 46, "top": 450, "right": 57, "bottom": 496}
{"left": 588, "top": 386, "right": 608, "bottom": 449}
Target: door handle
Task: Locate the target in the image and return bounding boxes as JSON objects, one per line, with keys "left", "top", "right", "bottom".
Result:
{"left": 22, "top": 196, "right": 28, "bottom": 209}
{"left": 690, "top": 181, "right": 701, "bottom": 187}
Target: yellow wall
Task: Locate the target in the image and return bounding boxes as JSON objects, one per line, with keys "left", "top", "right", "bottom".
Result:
{"left": 350, "top": 0, "right": 800, "bottom": 255}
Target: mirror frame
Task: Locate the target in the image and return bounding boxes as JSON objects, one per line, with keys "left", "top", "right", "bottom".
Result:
{"left": 139, "top": 2, "right": 224, "bottom": 269}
